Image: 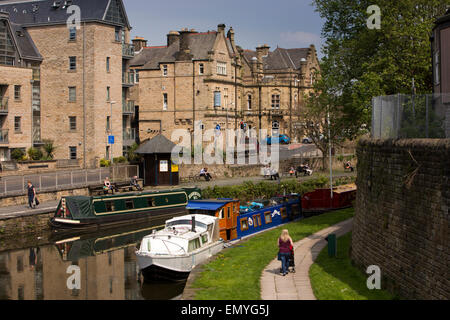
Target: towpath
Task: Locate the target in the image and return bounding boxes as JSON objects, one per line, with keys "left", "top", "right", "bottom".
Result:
{"left": 260, "top": 218, "right": 353, "bottom": 300}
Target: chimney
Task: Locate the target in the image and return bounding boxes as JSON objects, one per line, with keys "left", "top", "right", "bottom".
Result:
{"left": 256, "top": 44, "right": 270, "bottom": 62}
{"left": 132, "top": 36, "right": 147, "bottom": 52}
{"left": 176, "top": 29, "right": 195, "bottom": 61}
{"left": 167, "top": 30, "right": 180, "bottom": 47}
{"left": 217, "top": 23, "right": 226, "bottom": 33}
{"left": 227, "top": 27, "right": 235, "bottom": 46}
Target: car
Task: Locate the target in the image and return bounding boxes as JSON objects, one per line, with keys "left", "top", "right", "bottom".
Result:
{"left": 266, "top": 134, "right": 291, "bottom": 145}
{"left": 302, "top": 137, "right": 313, "bottom": 144}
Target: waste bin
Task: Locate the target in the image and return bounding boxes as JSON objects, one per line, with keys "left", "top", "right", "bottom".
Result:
{"left": 327, "top": 234, "right": 337, "bottom": 257}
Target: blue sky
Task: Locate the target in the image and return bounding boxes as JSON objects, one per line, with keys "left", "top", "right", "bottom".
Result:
{"left": 123, "top": 0, "right": 325, "bottom": 58}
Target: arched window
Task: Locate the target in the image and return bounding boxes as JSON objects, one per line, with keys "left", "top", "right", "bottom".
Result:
{"left": 247, "top": 94, "right": 252, "bottom": 110}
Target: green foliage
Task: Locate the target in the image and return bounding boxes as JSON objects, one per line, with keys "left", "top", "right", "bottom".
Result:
{"left": 100, "top": 159, "right": 111, "bottom": 167}
{"left": 113, "top": 156, "right": 127, "bottom": 164}
{"left": 11, "top": 148, "right": 25, "bottom": 161}
{"left": 42, "top": 140, "right": 56, "bottom": 160}
{"left": 312, "top": 0, "right": 449, "bottom": 135}
{"left": 27, "top": 147, "right": 43, "bottom": 161}
{"left": 127, "top": 143, "right": 142, "bottom": 162}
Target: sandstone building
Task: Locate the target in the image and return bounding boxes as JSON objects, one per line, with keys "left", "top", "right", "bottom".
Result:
{"left": 130, "top": 24, "right": 319, "bottom": 144}
{"left": 0, "top": 0, "right": 136, "bottom": 167}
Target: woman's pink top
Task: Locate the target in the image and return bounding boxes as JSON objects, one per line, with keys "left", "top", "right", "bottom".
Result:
{"left": 278, "top": 238, "right": 292, "bottom": 253}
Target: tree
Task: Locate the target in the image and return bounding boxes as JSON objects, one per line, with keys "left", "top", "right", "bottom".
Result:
{"left": 312, "top": 0, "right": 450, "bottom": 135}
{"left": 42, "top": 140, "right": 56, "bottom": 160}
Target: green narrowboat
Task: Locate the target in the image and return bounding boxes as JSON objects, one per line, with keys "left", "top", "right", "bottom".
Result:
{"left": 50, "top": 187, "right": 202, "bottom": 232}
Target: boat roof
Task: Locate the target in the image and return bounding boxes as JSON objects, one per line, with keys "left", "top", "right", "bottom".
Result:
{"left": 166, "top": 214, "right": 218, "bottom": 226}
{"left": 186, "top": 199, "right": 238, "bottom": 211}
{"left": 333, "top": 183, "right": 357, "bottom": 194}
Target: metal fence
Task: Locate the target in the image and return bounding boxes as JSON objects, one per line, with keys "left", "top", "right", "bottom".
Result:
{"left": 0, "top": 165, "right": 139, "bottom": 197}
{"left": 372, "top": 94, "right": 450, "bottom": 139}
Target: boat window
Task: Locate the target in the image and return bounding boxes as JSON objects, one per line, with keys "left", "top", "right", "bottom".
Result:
{"left": 227, "top": 207, "right": 231, "bottom": 219}
{"left": 218, "top": 209, "right": 224, "bottom": 219}
{"left": 281, "top": 208, "right": 287, "bottom": 218}
{"left": 166, "top": 220, "right": 207, "bottom": 229}
{"left": 188, "top": 238, "right": 201, "bottom": 252}
{"left": 264, "top": 211, "right": 272, "bottom": 224}
{"left": 125, "top": 199, "right": 134, "bottom": 210}
{"left": 240, "top": 218, "right": 249, "bottom": 231}
{"left": 105, "top": 201, "right": 115, "bottom": 212}
{"left": 201, "top": 234, "right": 208, "bottom": 244}
{"left": 253, "top": 214, "right": 262, "bottom": 227}
{"left": 147, "top": 197, "right": 155, "bottom": 207}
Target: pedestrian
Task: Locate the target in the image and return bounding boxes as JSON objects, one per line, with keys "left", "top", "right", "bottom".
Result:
{"left": 27, "top": 181, "right": 38, "bottom": 209}
{"left": 103, "top": 177, "right": 114, "bottom": 194}
{"left": 278, "top": 229, "right": 294, "bottom": 276}
{"left": 200, "top": 168, "right": 212, "bottom": 181}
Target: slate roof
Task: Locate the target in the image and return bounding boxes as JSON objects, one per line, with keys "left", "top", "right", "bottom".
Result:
{"left": 136, "top": 134, "right": 177, "bottom": 154}
{"left": 131, "top": 31, "right": 223, "bottom": 70}
{"left": 0, "top": 0, "right": 131, "bottom": 28}
{"left": 243, "top": 47, "right": 310, "bottom": 71}
{"left": 10, "top": 22, "right": 42, "bottom": 60}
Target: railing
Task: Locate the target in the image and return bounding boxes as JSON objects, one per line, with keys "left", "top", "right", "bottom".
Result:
{"left": 122, "top": 43, "right": 135, "bottom": 58}
{"left": 0, "top": 130, "right": 8, "bottom": 144}
{"left": 0, "top": 97, "right": 8, "bottom": 114}
{"left": 0, "top": 165, "right": 139, "bottom": 197}
{"left": 123, "top": 128, "right": 136, "bottom": 141}
{"left": 122, "top": 100, "right": 135, "bottom": 114}
{"left": 372, "top": 94, "right": 450, "bottom": 139}
{"left": 122, "top": 72, "right": 135, "bottom": 86}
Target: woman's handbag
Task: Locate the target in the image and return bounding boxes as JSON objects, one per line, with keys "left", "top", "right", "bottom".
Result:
{"left": 277, "top": 252, "right": 282, "bottom": 261}
{"left": 34, "top": 197, "right": 40, "bottom": 206}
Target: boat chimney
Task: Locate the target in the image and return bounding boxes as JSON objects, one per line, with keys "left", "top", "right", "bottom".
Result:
{"left": 191, "top": 216, "right": 196, "bottom": 232}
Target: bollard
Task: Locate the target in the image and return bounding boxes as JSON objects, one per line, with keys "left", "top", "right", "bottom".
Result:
{"left": 326, "top": 234, "right": 337, "bottom": 257}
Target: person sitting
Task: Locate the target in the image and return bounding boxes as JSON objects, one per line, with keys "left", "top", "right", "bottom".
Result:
{"left": 130, "top": 176, "right": 143, "bottom": 191}
{"left": 103, "top": 177, "right": 114, "bottom": 194}
{"left": 200, "top": 168, "right": 212, "bottom": 181}
{"left": 344, "top": 161, "right": 354, "bottom": 172}
{"left": 289, "top": 167, "right": 295, "bottom": 176}
{"left": 270, "top": 168, "right": 280, "bottom": 181}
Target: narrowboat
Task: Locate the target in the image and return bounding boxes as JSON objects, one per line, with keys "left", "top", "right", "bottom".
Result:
{"left": 301, "top": 183, "right": 356, "bottom": 215}
{"left": 136, "top": 215, "right": 223, "bottom": 281}
{"left": 49, "top": 187, "right": 202, "bottom": 233}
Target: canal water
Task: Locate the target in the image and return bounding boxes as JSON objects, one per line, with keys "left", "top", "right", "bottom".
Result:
{"left": 0, "top": 222, "right": 187, "bottom": 300}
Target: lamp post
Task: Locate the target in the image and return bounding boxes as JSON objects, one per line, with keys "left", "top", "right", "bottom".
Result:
{"left": 109, "top": 101, "right": 116, "bottom": 164}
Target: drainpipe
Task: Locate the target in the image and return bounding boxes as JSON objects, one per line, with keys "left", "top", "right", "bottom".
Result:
{"left": 83, "top": 21, "right": 87, "bottom": 169}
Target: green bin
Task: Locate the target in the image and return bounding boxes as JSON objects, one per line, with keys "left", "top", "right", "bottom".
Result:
{"left": 327, "top": 234, "right": 337, "bottom": 257}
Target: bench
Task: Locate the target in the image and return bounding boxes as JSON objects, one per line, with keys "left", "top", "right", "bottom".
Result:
{"left": 187, "top": 175, "right": 203, "bottom": 182}
{"left": 89, "top": 179, "right": 144, "bottom": 195}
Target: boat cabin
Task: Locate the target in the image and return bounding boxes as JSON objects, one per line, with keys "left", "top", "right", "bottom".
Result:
{"left": 301, "top": 183, "right": 356, "bottom": 213}
{"left": 186, "top": 199, "right": 240, "bottom": 241}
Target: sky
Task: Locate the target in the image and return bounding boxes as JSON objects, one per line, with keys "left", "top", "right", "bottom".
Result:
{"left": 123, "top": 0, "right": 325, "bottom": 58}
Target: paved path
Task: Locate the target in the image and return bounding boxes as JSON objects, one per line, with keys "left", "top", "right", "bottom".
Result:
{"left": 260, "top": 218, "right": 353, "bottom": 300}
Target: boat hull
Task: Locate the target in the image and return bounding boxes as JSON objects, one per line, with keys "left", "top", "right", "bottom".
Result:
{"left": 136, "top": 242, "right": 224, "bottom": 282}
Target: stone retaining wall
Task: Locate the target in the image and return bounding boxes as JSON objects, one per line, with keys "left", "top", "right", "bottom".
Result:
{"left": 352, "top": 138, "right": 449, "bottom": 300}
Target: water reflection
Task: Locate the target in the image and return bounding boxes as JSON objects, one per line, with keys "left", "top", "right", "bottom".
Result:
{"left": 0, "top": 222, "right": 187, "bottom": 300}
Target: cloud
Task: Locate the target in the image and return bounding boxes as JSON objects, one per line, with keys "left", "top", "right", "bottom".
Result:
{"left": 279, "top": 31, "right": 322, "bottom": 47}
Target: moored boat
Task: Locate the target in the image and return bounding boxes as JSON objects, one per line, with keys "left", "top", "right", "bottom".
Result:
{"left": 49, "top": 187, "right": 202, "bottom": 233}
{"left": 301, "top": 183, "right": 356, "bottom": 215}
{"left": 136, "top": 214, "right": 224, "bottom": 282}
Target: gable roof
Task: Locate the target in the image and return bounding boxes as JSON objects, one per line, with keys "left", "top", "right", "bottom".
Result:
{"left": 130, "top": 31, "right": 220, "bottom": 70}
{"left": 243, "top": 47, "right": 311, "bottom": 71}
{"left": 0, "top": 0, "right": 131, "bottom": 28}
{"left": 135, "top": 134, "right": 177, "bottom": 154}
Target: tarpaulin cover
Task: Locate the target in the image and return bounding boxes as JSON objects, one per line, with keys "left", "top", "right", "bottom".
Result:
{"left": 65, "top": 196, "right": 95, "bottom": 219}
{"left": 186, "top": 200, "right": 228, "bottom": 211}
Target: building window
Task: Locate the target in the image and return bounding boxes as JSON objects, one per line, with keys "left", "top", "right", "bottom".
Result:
{"left": 69, "top": 56, "right": 76, "bottom": 70}
{"left": 199, "top": 63, "right": 204, "bottom": 75}
{"left": 134, "top": 70, "right": 139, "bottom": 83}
{"left": 115, "top": 27, "right": 121, "bottom": 42}
{"left": 106, "top": 116, "right": 111, "bottom": 131}
{"left": 69, "top": 87, "right": 76, "bottom": 102}
{"left": 0, "top": 20, "right": 16, "bottom": 66}
{"left": 106, "top": 57, "right": 110, "bottom": 72}
{"left": 162, "top": 65, "right": 168, "bottom": 76}
{"left": 107, "top": 87, "right": 111, "bottom": 101}
{"left": 14, "top": 116, "right": 21, "bottom": 133}
{"left": 435, "top": 51, "right": 440, "bottom": 86}
{"left": 69, "top": 27, "right": 76, "bottom": 41}
{"left": 271, "top": 94, "right": 280, "bottom": 109}
{"left": 69, "top": 116, "right": 76, "bottom": 131}
{"left": 217, "top": 62, "right": 227, "bottom": 75}
{"left": 14, "top": 85, "right": 21, "bottom": 100}
{"left": 69, "top": 146, "right": 77, "bottom": 160}
{"left": 214, "top": 91, "right": 221, "bottom": 108}
{"left": 163, "top": 93, "right": 168, "bottom": 110}
{"left": 247, "top": 94, "right": 252, "bottom": 110}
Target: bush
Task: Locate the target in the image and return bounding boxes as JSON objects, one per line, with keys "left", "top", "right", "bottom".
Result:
{"left": 100, "top": 159, "right": 111, "bottom": 167}
{"left": 11, "top": 149, "right": 25, "bottom": 161}
{"left": 113, "top": 156, "right": 127, "bottom": 164}
{"left": 27, "top": 147, "right": 43, "bottom": 161}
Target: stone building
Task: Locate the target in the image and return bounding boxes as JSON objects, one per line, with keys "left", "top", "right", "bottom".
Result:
{"left": 0, "top": 0, "right": 136, "bottom": 167}
{"left": 130, "top": 24, "right": 319, "bottom": 144}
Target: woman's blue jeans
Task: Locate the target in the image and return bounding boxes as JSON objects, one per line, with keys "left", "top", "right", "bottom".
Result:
{"left": 280, "top": 252, "right": 290, "bottom": 274}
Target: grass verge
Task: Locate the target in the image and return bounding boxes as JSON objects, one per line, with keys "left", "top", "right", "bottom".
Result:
{"left": 190, "top": 208, "right": 355, "bottom": 300}
{"left": 309, "top": 232, "right": 395, "bottom": 300}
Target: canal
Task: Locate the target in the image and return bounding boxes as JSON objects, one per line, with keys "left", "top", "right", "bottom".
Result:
{"left": 0, "top": 221, "right": 186, "bottom": 300}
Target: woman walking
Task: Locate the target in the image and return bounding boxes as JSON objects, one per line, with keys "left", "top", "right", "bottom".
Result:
{"left": 278, "top": 229, "right": 294, "bottom": 276}
{"left": 27, "top": 181, "right": 37, "bottom": 209}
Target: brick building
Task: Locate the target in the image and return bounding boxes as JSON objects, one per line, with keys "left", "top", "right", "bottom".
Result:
{"left": 0, "top": 0, "right": 136, "bottom": 167}
{"left": 130, "top": 24, "right": 319, "bottom": 143}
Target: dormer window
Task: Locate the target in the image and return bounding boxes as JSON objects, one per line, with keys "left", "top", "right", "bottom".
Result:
{"left": 0, "top": 20, "right": 17, "bottom": 66}
{"left": 217, "top": 62, "right": 227, "bottom": 75}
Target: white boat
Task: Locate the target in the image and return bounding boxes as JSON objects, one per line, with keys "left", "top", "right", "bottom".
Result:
{"left": 136, "top": 214, "right": 224, "bottom": 281}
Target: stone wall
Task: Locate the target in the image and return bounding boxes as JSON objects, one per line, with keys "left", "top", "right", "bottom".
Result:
{"left": 352, "top": 138, "right": 449, "bottom": 300}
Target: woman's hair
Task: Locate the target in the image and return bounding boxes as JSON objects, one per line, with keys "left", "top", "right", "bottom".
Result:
{"left": 280, "top": 229, "right": 290, "bottom": 242}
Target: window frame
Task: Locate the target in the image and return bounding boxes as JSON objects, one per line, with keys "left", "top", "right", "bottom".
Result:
{"left": 106, "top": 57, "right": 110, "bottom": 73}
{"left": 69, "top": 116, "right": 77, "bottom": 131}
{"left": 68, "top": 86, "right": 76, "bottom": 102}
{"left": 69, "top": 146, "right": 77, "bottom": 160}
{"left": 264, "top": 211, "right": 272, "bottom": 224}
{"left": 69, "top": 56, "right": 77, "bottom": 70}
{"left": 162, "top": 65, "right": 168, "bottom": 77}
{"left": 14, "top": 85, "right": 21, "bottom": 100}
{"left": 271, "top": 94, "right": 280, "bottom": 109}
{"left": 163, "top": 93, "right": 168, "bottom": 110}
{"left": 14, "top": 116, "right": 21, "bottom": 133}
{"left": 69, "top": 27, "right": 76, "bottom": 41}
{"left": 199, "top": 63, "right": 204, "bottom": 75}
{"left": 217, "top": 62, "right": 227, "bottom": 75}
{"left": 240, "top": 218, "right": 249, "bottom": 231}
